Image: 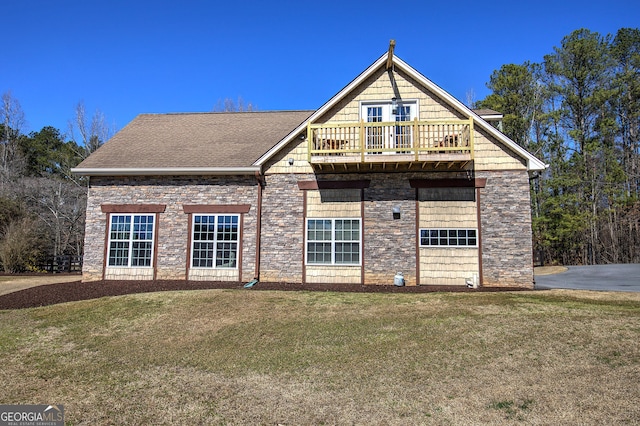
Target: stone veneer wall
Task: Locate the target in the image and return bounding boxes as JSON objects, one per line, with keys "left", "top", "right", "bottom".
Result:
{"left": 82, "top": 176, "right": 259, "bottom": 282}
{"left": 362, "top": 174, "right": 418, "bottom": 285}
{"left": 478, "top": 170, "right": 534, "bottom": 288}
{"left": 259, "top": 173, "right": 306, "bottom": 282}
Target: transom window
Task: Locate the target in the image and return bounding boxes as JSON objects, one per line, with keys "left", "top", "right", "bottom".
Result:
{"left": 191, "top": 214, "right": 239, "bottom": 268}
{"left": 420, "top": 229, "right": 477, "bottom": 247}
{"left": 108, "top": 214, "right": 155, "bottom": 267}
{"left": 306, "top": 219, "right": 361, "bottom": 265}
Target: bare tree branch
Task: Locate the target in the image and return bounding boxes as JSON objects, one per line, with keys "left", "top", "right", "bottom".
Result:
{"left": 68, "top": 100, "right": 114, "bottom": 158}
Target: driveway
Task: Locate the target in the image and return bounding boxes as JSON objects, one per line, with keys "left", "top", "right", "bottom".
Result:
{"left": 535, "top": 264, "right": 640, "bottom": 292}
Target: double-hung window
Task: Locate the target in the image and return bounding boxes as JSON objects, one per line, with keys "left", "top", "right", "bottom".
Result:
{"left": 108, "top": 214, "right": 155, "bottom": 267}
{"left": 307, "top": 219, "right": 361, "bottom": 265}
{"left": 191, "top": 214, "right": 239, "bottom": 268}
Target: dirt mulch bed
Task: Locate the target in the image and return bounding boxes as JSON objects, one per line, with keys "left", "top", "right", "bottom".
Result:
{"left": 0, "top": 280, "right": 527, "bottom": 310}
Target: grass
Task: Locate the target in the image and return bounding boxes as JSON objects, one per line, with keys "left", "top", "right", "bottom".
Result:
{"left": 1, "top": 289, "right": 639, "bottom": 425}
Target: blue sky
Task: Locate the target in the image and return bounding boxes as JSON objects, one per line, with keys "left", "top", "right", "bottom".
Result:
{"left": 3, "top": 0, "right": 639, "bottom": 139}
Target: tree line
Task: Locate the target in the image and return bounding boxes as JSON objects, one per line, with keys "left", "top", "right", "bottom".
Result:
{"left": 476, "top": 27, "right": 640, "bottom": 265}
{"left": 0, "top": 96, "right": 109, "bottom": 272}
{"left": 0, "top": 96, "right": 249, "bottom": 273}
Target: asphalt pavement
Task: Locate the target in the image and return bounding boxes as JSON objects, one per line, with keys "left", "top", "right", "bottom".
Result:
{"left": 535, "top": 264, "right": 640, "bottom": 292}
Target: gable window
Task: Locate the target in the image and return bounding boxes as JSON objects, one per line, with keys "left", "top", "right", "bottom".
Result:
{"left": 420, "top": 229, "right": 477, "bottom": 247}
{"left": 307, "top": 219, "right": 361, "bottom": 265}
{"left": 108, "top": 214, "right": 155, "bottom": 267}
{"left": 191, "top": 214, "right": 239, "bottom": 268}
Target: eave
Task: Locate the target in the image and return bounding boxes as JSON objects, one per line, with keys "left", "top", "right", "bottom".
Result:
{"left": 70, "top": 166, "right": 262, "bottom": 177}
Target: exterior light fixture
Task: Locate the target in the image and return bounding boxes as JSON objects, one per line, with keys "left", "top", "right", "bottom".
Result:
{"left": 392, "top": 205, "right": 401, "bottom": 219}
{"left": 288, "top": 158, "right": 294, "bottom": 166}
{"left": 391, "top": 97, "right": 398, "bottom": 115}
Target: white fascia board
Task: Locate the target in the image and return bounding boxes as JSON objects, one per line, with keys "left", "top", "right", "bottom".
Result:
{"left": 254, "top": 53, "right": 389, "bottom": 167}
{"left": 392, "top": 57, "right": 548, "bottom": 171}
{"left": 70, "top": 166, "right": 261, "bottom": 176}
{"left": 477, "top": 114, "right": 503, "bottom": 121}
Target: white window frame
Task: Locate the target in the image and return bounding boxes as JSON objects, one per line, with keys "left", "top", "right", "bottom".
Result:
{"left": 190, "top": 214, "right": 240, "bottom": 269}
{"left": 107, "top": 214, "right": 155, "bottom": 267}
{"left": 306, "top": 218, "right": 362, "bottom": 265}
{"left": 419, "top": 228, "right": 478, "bottom": 248}
{"left": 359, "top": 100, "right": 418, "bottom": 122}
{"left": 360, "top": 100, "right": 418, "bottom": 153}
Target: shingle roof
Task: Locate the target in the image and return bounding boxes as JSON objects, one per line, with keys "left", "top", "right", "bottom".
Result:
{"left": 472, "top": 108, "right": 503, "bottom": 117}
{"left": 75, "top": 110, "right": 313, "bottom": 170}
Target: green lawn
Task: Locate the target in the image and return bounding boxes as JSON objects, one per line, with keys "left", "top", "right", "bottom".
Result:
{"left": 1, "top": 289, "right": 639, "bottom": 424}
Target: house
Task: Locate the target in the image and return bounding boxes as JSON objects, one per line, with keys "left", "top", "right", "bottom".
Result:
{"left": 72, "top": 45, "right": 546, "bottom": 288}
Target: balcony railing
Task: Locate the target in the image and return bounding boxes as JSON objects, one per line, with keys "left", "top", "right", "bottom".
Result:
{"left": 308, "top": 119, "right": 473, "bottom": 164}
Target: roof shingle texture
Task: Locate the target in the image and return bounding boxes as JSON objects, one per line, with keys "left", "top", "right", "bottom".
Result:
{"left": 76, "top": 111, "right": 314, "bottom": 169}
{"left": 472, "top": 108, "right": 503, "bottom": 116}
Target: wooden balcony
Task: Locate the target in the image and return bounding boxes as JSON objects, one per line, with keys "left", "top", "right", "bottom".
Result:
{"left": 308, "top": 119, "right": 473, "bottom": 171}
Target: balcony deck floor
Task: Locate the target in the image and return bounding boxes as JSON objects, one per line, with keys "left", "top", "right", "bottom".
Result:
{"left": 310, "top": 152, "right": 472, "bottom": 164}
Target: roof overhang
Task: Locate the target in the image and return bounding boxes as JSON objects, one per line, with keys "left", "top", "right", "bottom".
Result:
{"left": 477, "top": 113, "right": 503, "bottom": 121}
{"left": 71, "top": 166, "right": 262, "bottom": 177}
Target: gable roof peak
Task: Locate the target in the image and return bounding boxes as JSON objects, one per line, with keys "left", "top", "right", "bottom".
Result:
{"left": 256, "top": 48, "right": 547, "bottom": 171}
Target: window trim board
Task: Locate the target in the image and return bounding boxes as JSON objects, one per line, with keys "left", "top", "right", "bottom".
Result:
{"left": 305, "top": 218, "right": 362, "bottom": 266}
{"left": 419, "top": 228, "right": 479, "bottom": 248}
{"left": 106, "top": 213, "right": 157, "bottom": 268}
{"left": 189, "top": 213, "right": 241, "bottom": 270}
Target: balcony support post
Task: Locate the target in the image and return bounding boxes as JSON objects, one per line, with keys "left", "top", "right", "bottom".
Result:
{"left": 307, "top": 122, "right": 312, "bottom": 163}
{"left": 469, "top": 119, "right": 475, "bottom": 158}
{"left": 414, "top": 117, "right": 419, "bottom": 162}
{"left": 359, "top": 119, "right": 365, "bottom": 163}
